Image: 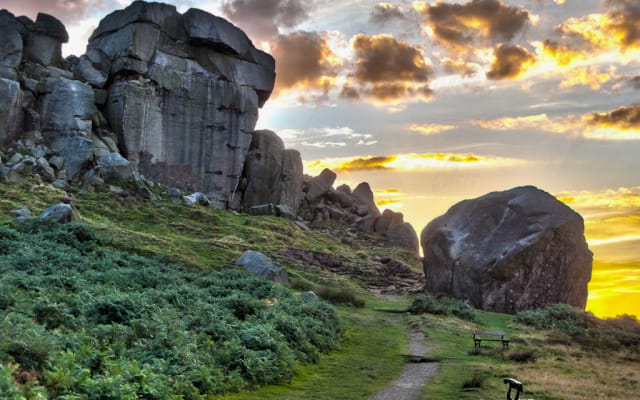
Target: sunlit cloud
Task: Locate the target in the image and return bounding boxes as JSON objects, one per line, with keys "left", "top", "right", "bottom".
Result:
{"left": 486, "top": 44, "right": 537, "bottom": 80}
{"left": 277, "top": 126, "right": 377, "bottom": 149}
{"left": 221, "top": 0, "right": 313, "bottom": 41}
{"left": 473, "top": 105, "right": 640, "bottom": 140}
{"left": 303, "top": 152, "right": 524, "bottom": 175}
{"left": 409, "top": 123, "right": 457, "bottom": 135}
{"left": 414, "top": 0, "right": 530, "bottom": 54}
{"left": 374, "top": 188, "right": 405, "bottom": 210}
{"left": 558, "top": 65, "right": 621, "bottom": 90}
{"left": 441, "top": 57, "right": 479, "bottom": 77}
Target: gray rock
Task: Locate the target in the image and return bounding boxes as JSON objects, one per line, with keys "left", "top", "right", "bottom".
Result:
{"left": 242, "top": 130, "right": 285, "bottom": 209}
{"left": 275, "top": 204, "right": 296, "bottom": 220}
{"left": 35, "top": 157, "right": 55, "bottom": 182}
{"left": 94, "top": 148, "right": 132, "bottom": 180}
{"left": 0, "top": 18, "right": 23, "bottom": 72}
{"left": 52, "top": 179, "right": 70, "bottom": 189}
{"left": 23, "top": 14, "right": 68, "bottom": 67}
{"left": 235, "top": 250, "right": 289, "bottom": 285}
{"left": 387, "top": 222, "right": 419, "bottom": 254}
{"left": 355, "top": 214, "right": 377, "bottom": 233}
{"left": 352, "top": 182, "right": 381, "bottom": 217}
{"left": 327, "top": 188, "right": 354, "bottom": 209}
{"left": 183, "top": 192, "right": 211, "bottom": 206}
{"left": 300, "top": 291, "right": 320, "bottom": 302}
{"left": 48, "top": 155, "right": 64, "bottom": 170}
{"left": 7, "top": 152, "right": 23, "bottom": 165}
{"left": 306, "top": 169, "right": 337, "bottom": 202}
{"left": 375, "top": 209, "right": 404, "bottom": 234}
{"left": 10, "top": 206, "right": 31, "bottom": 220}
{"left": 73, "top": 55, "right": 109, "bottom": 88}
{"left": 421, "top": 186, "right": 593, "bottom": 313}
{"left": 0, "top": 78, "right": 24, "bottom": 144}
{"left": 247, "top": 203, "right": 275, "bottom": 216}
{"left": 295, "top": 221, "right": 310, "bottom": 231}
{"left": 39, "top": 203, "right": 73, "bottom": 223}
{"left": 279, "top": 149, "right": 304, "bottom": 213}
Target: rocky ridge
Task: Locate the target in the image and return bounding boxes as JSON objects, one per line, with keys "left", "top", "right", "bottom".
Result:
{"left": 0, "top": 1, "right": 420, "bottom": 255}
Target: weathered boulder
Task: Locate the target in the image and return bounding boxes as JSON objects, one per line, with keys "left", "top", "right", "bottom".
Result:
{"left": 305, "top": 168, "right": 337, "bottom": 202}
{"left": 23, "top": 13, "right": 68, "bottom": 67}
{"left": 421, "top": 186, "right": 592, "bottom": 313}
{"left": 39, "top": 203, "right": 74, "bottom": 223}
{"left": 387, "top": 222, "right": 419, "bottom": 254}
{"left": 183, "top": 192, "right": 210, "bottom": 206}
{"left": 241, "top": 130, "right": 285, "bottom": 208}
{"left": 235, "top": 250, "right": 288, "bottom": 285}
{"left": 352, "top": 182, "right": 380, "bottom": 217}
{"left": 278, "top": 149, "right": 304, "bottom": 212}
{"left": 374, "top": 209, "right": 404, "bottom": 234}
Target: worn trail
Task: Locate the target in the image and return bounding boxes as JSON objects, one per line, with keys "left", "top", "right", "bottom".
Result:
{"left": 369, "top": 331, "right": 439, "bottom": 400}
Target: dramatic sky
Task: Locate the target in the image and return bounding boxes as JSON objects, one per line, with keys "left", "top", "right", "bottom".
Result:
{"left": 4, "top": 0, "right": 639, "bottom": 318}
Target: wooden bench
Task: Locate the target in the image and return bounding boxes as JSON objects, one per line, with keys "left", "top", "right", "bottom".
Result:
{"left": 472, "top": 330, "right": 510, "bottom": 349}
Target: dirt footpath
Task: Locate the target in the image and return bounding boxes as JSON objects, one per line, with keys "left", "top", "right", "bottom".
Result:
{"left": 369, "top": 331, "right": 439, "bottom": 400}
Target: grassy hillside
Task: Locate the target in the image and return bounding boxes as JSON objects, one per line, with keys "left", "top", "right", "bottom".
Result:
{"left": 1, "top": 178, "right": 639, "bottom": 399}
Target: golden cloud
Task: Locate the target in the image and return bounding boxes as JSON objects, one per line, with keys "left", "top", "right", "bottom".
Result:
{"left": 441, "top": 57, "right": 479, "bottom": 77}
{"left": 473, "top": 105, "right": 640, "bottom": 140}
{"left": 556, "top": 1, "right": 640, "bottom": 53}
{"left": 486, "top": 44, "right": 537, "bottom": 80}
{"left": 303, "top": 152, "right": 523, "bottom": 175}
{"left": 409, "top": 123, "right": 457, "bottom": 135}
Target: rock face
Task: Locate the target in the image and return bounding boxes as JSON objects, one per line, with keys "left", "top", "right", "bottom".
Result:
{"left": 94, "top": 1, "right": 275, "bottom": 207}
{"left": 0, "top": 1, "right": 275, "bottom": 205}
{"left": 421, "top": 186, "right": 592, "bottom": 313}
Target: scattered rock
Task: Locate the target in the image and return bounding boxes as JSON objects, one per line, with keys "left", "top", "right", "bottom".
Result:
{"left": 39, "top": 203, "right": 73, "bottom": 223}
{"left": 10, "top": 206, "right": 31, "bottom": 221}
{"left": 183, "top": 192, "right": 210, "bottom": 206}
{"left": 235, "top": 251, "right": 288, "bottom": 285}
{"left": 305, "top": 169, "right": 337, "bottom": 202}
{"left": 300, "top": 291, "right": 320, "bottom": 302}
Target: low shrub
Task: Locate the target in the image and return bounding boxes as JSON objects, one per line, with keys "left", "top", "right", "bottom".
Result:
{"left": 0, "top": 222, "right": 343, "bottom": 398}
{"left": 409, "top": 293, "right": 476, "bottom": 321}
{"left": 516, "top": 304, "right": 640, "bottom": 353}
{"left": 507, "top": 349, "right": 538, "bottom": 363}
{"left": 461, "top": 371, "right": 488, "bottom": 389}
{"left": 313, "top": 285, "right": 365, "bottom": 308}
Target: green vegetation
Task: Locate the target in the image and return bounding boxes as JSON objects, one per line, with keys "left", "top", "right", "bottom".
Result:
{"left": 515, "top": 304, "right": 640, "bottom": 352}
{"left": 0, "top": 179, "right": 638, "bottom": 400}
{"left": 409, "top": 293, "right": 476, "bottom": 321}
{"left": 0, "top": 221, "right": 341, "bottom": 398}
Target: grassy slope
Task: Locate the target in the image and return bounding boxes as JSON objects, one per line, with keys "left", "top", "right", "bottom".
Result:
{"left": 1, "top": 180, "right": 638, "bottom": 399}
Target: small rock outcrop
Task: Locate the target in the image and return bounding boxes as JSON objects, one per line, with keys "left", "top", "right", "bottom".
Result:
{"left": 421, "top": 186, "right": 593, "bottom": 313}
{"left": 236, "top": 250, "right": 289, "bottom": 285}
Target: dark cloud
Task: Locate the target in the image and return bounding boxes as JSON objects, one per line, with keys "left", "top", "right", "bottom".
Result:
{"left": 222, "top": 0, "right": 313, "bottom": 41}
{"left": 586, "top": 105, "right": 640, "bottom": 130}
{"left": 631, "top": 76, "right": 640, "bottom": 90}
{"left": 441, "top": 58, "right": 478, "bottom": 77}
{"left": 486, "top": 44, "right": 536, "bottom": 80}
{"left": 418, "top": 0, "right": 530, "bottom": 51}
{"left": 270, "top": 31, "right": 338, "bottom": 93}
{"left": 349, "top": 34, "right": 433, "bottom": 102}
{"left": 340, "top": 85, "right": 361, "bottom": 100}
{"left": 370, "top": 3, "right": 407, "bottom": 25}
{"left": 604, "top": 0, "right": 640, "bottom": 49}
{"left": 352, "top": 34, "right": 431, "bottom": 83}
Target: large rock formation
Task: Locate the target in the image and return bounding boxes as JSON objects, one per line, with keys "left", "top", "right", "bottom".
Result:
{"left": 421, "top": 186, "right": 592, "bottom": 313}
{"left": 93, "top": 1, "right": 275, "bottom": 207}
{"left": 0, "top": 1, "right": 275, "bottom": 204}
